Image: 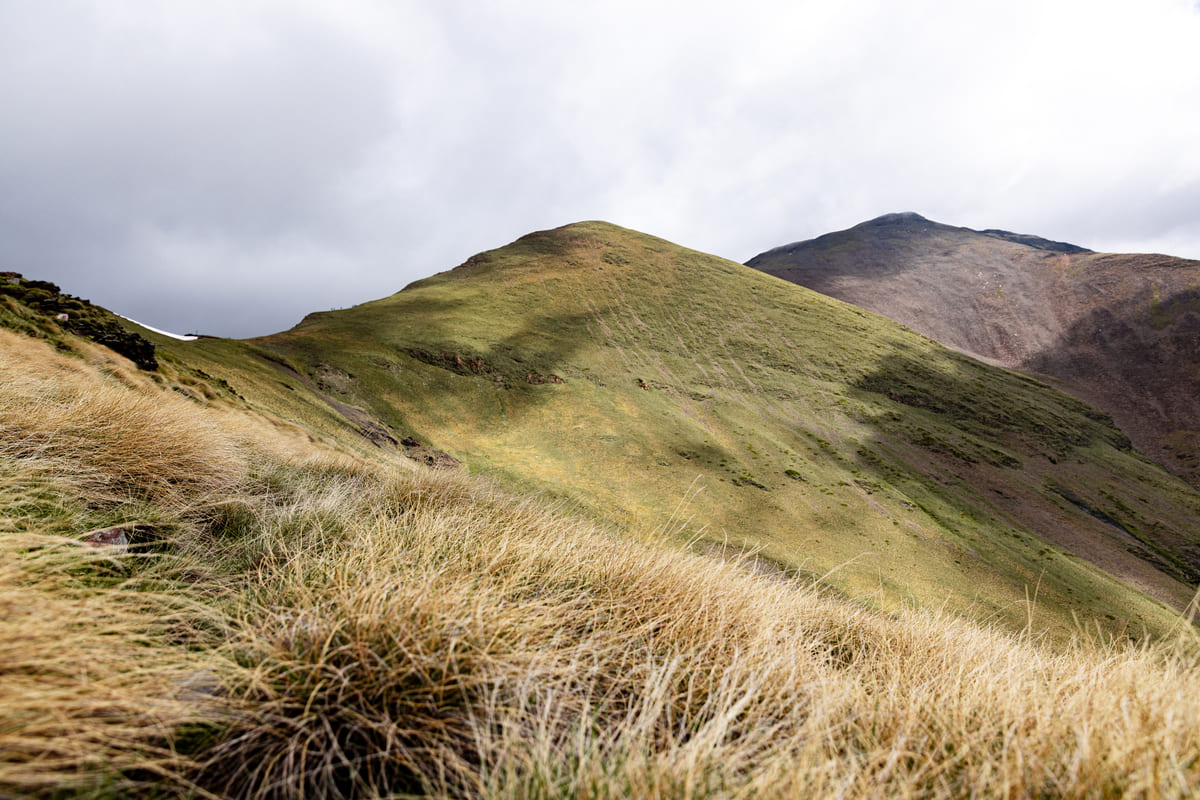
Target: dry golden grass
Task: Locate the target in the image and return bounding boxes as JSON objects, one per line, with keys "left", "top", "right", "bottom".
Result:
{"left": 3, "top": 327, "right": 1200, "bottom": 798}
{"left": 0, "top": 330, "right": 249, "bottom": 507}
{"left": 0, "top": 532, "right": 227, "bottom": 796}
{"left": 0, "top": 329, "right": 372, "bottom": 509}
{"left": 208, "top": 474, "right": 1200, "bottom": 798}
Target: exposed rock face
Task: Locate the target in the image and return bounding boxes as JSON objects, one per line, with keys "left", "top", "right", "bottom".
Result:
{"left": 68, "top": 316, "right": 158, "bottom": 370}
{"left": 748, "top": 213, "right": 1200, "bottom": 485}
{"left": 82, "top": 527, "right": 129, "bottom": 554}
{"left": 399, "top": 437, "right": 463, "bottom": 470}
{"left": 524, "top": 371, "right": 563, "bottom": 385}
{"left": 406, "top": 349, "right": 497, "bottom": 377}
{"left": 0, "top": 273, "right": 158, "bottom": 370}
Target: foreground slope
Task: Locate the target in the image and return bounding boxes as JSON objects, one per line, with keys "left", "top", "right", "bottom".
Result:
{"left": 222, "top": 221, "right": 1200, "bottom": 637}
{"left": 4, "top": 325, "right": 1200, "bottom": 798}
{"left": 747, "top": 212, "right": 1200, "bottom": 486}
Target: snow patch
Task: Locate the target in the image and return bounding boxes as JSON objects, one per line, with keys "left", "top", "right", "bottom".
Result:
{"left": 117, "top": 315, "right": 199, "bottom": 341}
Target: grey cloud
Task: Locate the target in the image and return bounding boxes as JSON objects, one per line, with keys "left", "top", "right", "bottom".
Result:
{"left": 2, "top": 1, "right": 1200, "bottom": 338}
{"left": 0, "top": 2, "right": 404, "bottom": 335}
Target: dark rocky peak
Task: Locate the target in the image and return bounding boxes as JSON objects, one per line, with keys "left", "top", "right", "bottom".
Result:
{"left": 865, "top": 211, "right": 931, "bottom": 226}
{"left": 978, "top": 229, "right": 1091, "bottom": 254}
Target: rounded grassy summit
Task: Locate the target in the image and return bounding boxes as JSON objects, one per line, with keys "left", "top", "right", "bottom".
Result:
{"left": 226, "top": 220, "right": 1200, "bottom": 638}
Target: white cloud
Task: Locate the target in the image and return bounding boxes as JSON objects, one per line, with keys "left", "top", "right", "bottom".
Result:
{"left": 2, "top": 0, "right": 1200, "bottom": 336}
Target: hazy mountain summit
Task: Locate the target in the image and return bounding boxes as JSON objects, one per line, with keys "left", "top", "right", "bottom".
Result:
{"left": 752, "top": 212, "right": 1090, "bottom": 269}
{"left": 748, "top": 213, "right": 1200, "bottom": 486}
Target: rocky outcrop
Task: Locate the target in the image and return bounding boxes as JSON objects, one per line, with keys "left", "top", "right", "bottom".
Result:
{"left": 0, "top": 273, "right": 158, "bottom": 370}
{"left": 81, "top": 527, "right": 130, "bottom": 554}
{"left": 400, "top": 437, "right": 462, "bottom": 470}
{"left": 67, "top": 315, "right": 158, "bottom": 370}
{"left": 524, "top": 371, "right": 564, "bottom": 385}
{"left": 406, "top": 349, "right": 497, "bottom": 377}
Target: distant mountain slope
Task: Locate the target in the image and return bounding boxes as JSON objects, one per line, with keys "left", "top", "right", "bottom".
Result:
{"left": 129, "top": 220, "right": 1200, "bottom": 639}
{"left": 747, "top": 213, "right": 1200, "bottom": 486}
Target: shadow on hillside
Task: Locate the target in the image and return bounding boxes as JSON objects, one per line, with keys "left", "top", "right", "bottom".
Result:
{"left": 845, "top": 350, "right": 1048, "bottom": 540}
{"left": 331, "top": 308, "right": 604, "bottom": 447}
{"left": 253, "top": 299, "right": 605, "bottom": 462}
{"left": 847, "top": 347, "right": 1200, "bottom": 591}
{"left": 1021, "top": 285, "right": 1200, "bottom": 488}
{"left": 398, "top": 308, "right": 595, "bottom": 390}
{"left": 851, "top": 348, "right": 1122, "bottom": 457}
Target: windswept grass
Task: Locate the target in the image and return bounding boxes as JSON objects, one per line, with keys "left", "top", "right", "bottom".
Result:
{"left": 0, "top": 331, "right": 248, "bottom": 507}
{"left": 0, "top": 532, "right": 227, "bottom": 796}
{"left": 208, "top": 477, "right": 1200, "bottom": 798}
{"left": 3, "top": 328, "right": 1200, "bottom": 798}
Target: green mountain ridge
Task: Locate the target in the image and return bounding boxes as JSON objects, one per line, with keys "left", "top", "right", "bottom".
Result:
{"left": 128, "top": 220, "right": 1193, "bottom": 639}
{"left": 6, "top": 221, "right": 1200, "bottom": 639}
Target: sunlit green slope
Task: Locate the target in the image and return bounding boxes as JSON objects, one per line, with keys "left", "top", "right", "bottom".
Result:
{"left": 167, "top": 222, "right": 1199, "bottom": 637}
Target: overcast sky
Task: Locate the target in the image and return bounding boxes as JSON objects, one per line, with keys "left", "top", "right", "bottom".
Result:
{"left": 3, "top": 1, "right": 1200, "bottom": 338}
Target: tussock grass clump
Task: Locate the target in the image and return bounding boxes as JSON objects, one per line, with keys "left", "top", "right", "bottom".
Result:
{"left": 206, "top": 472, "right": 1200, "bottom": 798}
{"left": 4, "top": 326, "right": 1200, "bottom": 798}
{"left": 0, "top": 534, "right": 227, "bottom": 796}
{"left": 0, "top": 329, "right": 379, "bottom": 569}
{"left": 0, "top": 331, "right": 248, "bottom": 506}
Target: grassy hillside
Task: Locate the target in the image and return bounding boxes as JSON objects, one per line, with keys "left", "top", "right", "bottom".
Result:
{"left": 220, "top": 221, "right": 1200, "bottom": 639}
{"left": 4, "top": 317, "right": 1200, "bottom": 798}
